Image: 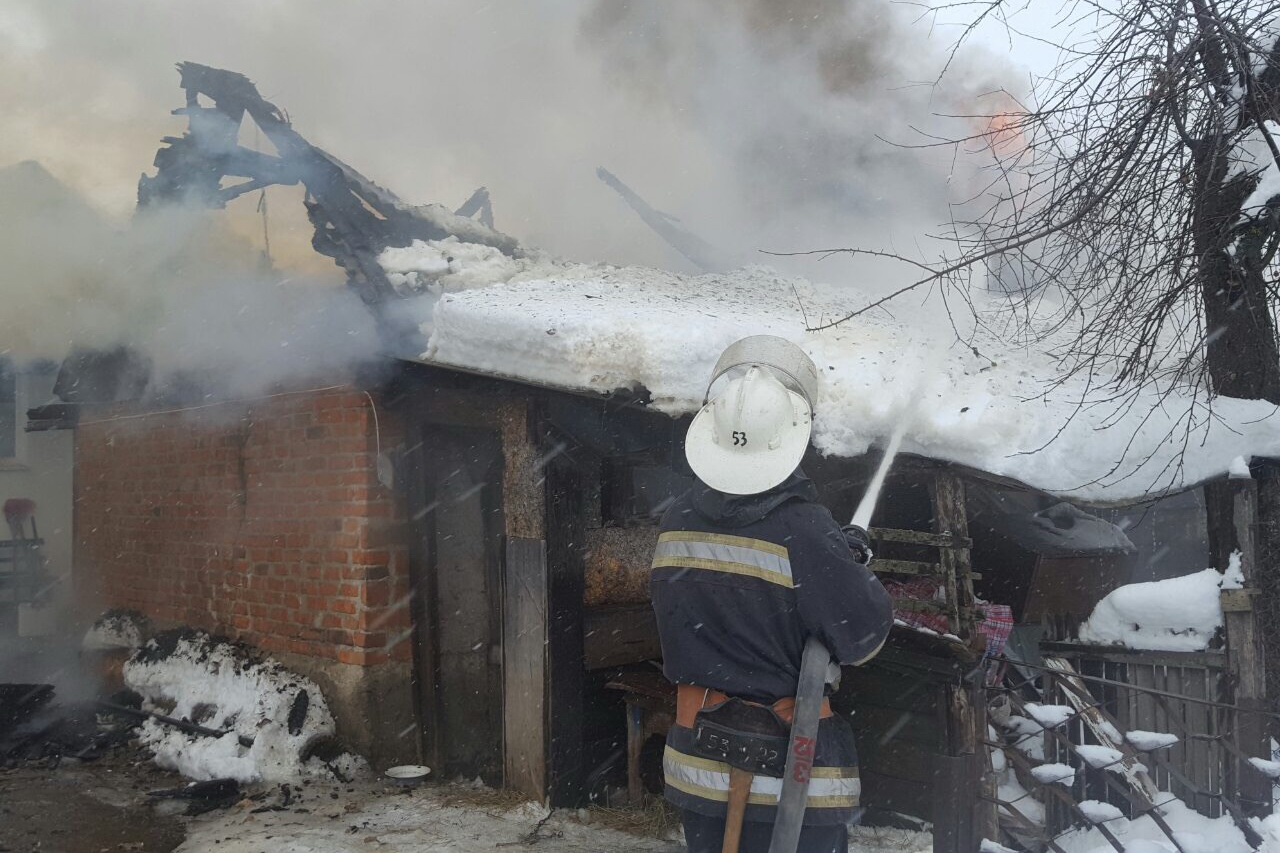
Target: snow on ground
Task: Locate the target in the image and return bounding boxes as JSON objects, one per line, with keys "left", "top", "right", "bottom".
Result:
{"left": 175, "top": 780, "right": 932, "bottom": 853}
{"left": 1076, "top": 568, "right": 1231, "bottom": 651}
{"left": 386, "top": 236, "right": 1280, "bottom": 500}
{"left": 124, "top": 631, "right": 363, "bottom": 784}
{"left": 1057, "top": 798, "right": 1256, "bottom": 853}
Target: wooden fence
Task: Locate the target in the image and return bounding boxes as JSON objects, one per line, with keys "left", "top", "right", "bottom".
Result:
{"left": 1044, "top": 643, "right": 1228, "bottom": 818}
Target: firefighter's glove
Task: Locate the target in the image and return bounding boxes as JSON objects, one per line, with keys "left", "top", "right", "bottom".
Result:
{"left": 840, "top": 524, "right": 873, "bottom": 565}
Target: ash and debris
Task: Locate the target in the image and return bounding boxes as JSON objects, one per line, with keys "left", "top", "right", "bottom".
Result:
{"left": 82, "top": 609, "right": 149, "bottom": 652}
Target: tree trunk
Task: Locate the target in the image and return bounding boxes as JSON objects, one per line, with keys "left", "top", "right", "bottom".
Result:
{"left": 1195, "top": 135, "right": 1280, "bottom": 710}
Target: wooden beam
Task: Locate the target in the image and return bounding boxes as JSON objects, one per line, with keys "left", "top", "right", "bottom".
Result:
{"left": 870, "top": 527, "right": 973, "bottom": 548}
{"left": 892, "top": 597, "right": 956, "bottom": 616}
{"left": 504, "top": 538, "right": 548, "bottom": 799}
{"left": 934, "top": 684, "right": 980, "bottom": 853}
{"left": 873, "top": 559, "right": 944, "bottom": 577}
{"left": 931, "top": 471, "right": 977, "bottom": 638}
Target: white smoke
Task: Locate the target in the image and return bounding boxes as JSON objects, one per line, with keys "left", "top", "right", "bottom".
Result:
{"left": 0, "top": 162, "right": 379, "bottom": 396}
{"left": 0, "top": 0, "right": 1022, "bottom": 384}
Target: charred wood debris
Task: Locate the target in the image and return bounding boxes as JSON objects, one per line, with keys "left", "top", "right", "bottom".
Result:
{"left": 140, "top": 64, "right": 726, "bottom": 333}
{"left": 38, "top": 62, "right": 726, "bottom": 407}
{"left": 138, "top": 62, "right": 520, "bottom": 352}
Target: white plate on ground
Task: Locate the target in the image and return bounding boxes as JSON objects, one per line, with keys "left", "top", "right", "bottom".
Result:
{"left": 384, "top": 765, "right": 432, "bottom": 786}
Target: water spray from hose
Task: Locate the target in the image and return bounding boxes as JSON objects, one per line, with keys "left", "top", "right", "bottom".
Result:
{"left": 849, "top": 415, "right": 911, "bottom": 529}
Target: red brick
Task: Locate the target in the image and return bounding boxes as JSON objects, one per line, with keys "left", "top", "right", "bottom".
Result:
{"left": 361, "top": 580, "right": 389, "bottom": 608}
{"left": 352, "top": 631, "right": 386, "bottom": 649}
{"left": 75, "top": 388, "right": 408, "bottom": 665}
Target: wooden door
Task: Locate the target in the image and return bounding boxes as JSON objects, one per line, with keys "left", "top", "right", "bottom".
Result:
{"left": 415, "top": 426, "right": 505, "bottom": 783}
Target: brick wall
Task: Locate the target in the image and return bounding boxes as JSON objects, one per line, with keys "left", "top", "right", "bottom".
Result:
{"left": 75, "top": 387, "right": 410, "bottom": 667}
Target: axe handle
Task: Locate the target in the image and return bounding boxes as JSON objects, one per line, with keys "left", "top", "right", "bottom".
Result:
{"left": 721, "top": 767, "right": 753, "bottom": 853}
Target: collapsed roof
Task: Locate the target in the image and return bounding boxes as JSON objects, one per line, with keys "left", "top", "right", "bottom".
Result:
{"left": 138, "top": 62, "right": 518, "bottom": 348}
{"left": 128, "top": 63, "right": 1280, "bottom": 503}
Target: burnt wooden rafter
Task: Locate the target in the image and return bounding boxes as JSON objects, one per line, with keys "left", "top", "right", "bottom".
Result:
{"left": 138, "top": 62, "right": 517, "bottom": 318}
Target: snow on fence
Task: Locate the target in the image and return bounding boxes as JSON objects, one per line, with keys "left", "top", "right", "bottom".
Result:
{"left": 987, "top": 648, "right": 1275, "bottom": 853}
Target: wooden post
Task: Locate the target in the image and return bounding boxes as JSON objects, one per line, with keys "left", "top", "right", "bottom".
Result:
{"left": 1219, "top": 478, "right": 1271, "bottom": 816}
{"left": 973, "top": 681, "right": 1000, "bottom": 846}
{"left": 504, "top": 538, "right": 548, "bottom": 799}
{"left": 934, "top": 683, "right": 979, "bottom": 853}
{"left": 932, "top": 470, "right": 977, "bottom": 639}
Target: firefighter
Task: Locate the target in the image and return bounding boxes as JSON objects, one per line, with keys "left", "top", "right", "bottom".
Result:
{"left": 651, "top": 345, "right": 894, "bottom": 853}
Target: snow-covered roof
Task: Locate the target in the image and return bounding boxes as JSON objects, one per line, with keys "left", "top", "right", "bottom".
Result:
{"left": 381, "top": 237, "right": 1280, "bottom": 502}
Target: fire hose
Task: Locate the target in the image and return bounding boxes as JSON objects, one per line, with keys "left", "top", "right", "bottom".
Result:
{"left": 767, "top": 416, "right": 911, "bottom": 853}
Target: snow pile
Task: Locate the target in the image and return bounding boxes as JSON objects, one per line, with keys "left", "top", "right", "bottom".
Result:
{"left": 1229, "top": 456, "right": 1253, "bottom": 479}
{"left": 1126, "top": 731, "right": 1180, "bottom": 751}
{"left": 1025, "top": 703, "right": 1075, "bottom": 729}
{"left": 379, "top": 237, "right": 544, "bottom": 296}
{"left": 1076, "top": 568, "right": 1232, "bottom": 651}
{"left": 1031, "top": 763, "right": 1076, "bottom": 786}
{"left": 123, "top": 630, "right": 359, "bottom": 783}
{"left": 82, "top": 609, "right": 147, "bottom": 651}
{"left": 398, "top": 238, "right": 1280, "bottom": 500}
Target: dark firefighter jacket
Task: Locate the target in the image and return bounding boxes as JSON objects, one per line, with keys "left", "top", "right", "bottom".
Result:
{"left": 650, "top": 471, "right": 894, "bottom": 826}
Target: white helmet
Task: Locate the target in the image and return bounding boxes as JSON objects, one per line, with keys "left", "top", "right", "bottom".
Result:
{"left": 685, "top": 337, "right": 818, "bottom": 495}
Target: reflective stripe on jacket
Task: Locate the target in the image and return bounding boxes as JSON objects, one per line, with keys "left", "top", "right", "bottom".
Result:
{"left": 663, "top": 746, "right": 860, "bottom": 809}
{"left": 662, "top": 718, "right": 862, "bottom": 825}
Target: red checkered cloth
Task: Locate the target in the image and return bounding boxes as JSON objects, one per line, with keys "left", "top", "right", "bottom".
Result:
{"left": 884, "top": 577, "right": 1014, "bottom": 659}
{"left": 978, "top": 602, "right": 1014, "bottom": 659}
{"left": 885, "top": 578, "right": 950, "bottom": 634}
